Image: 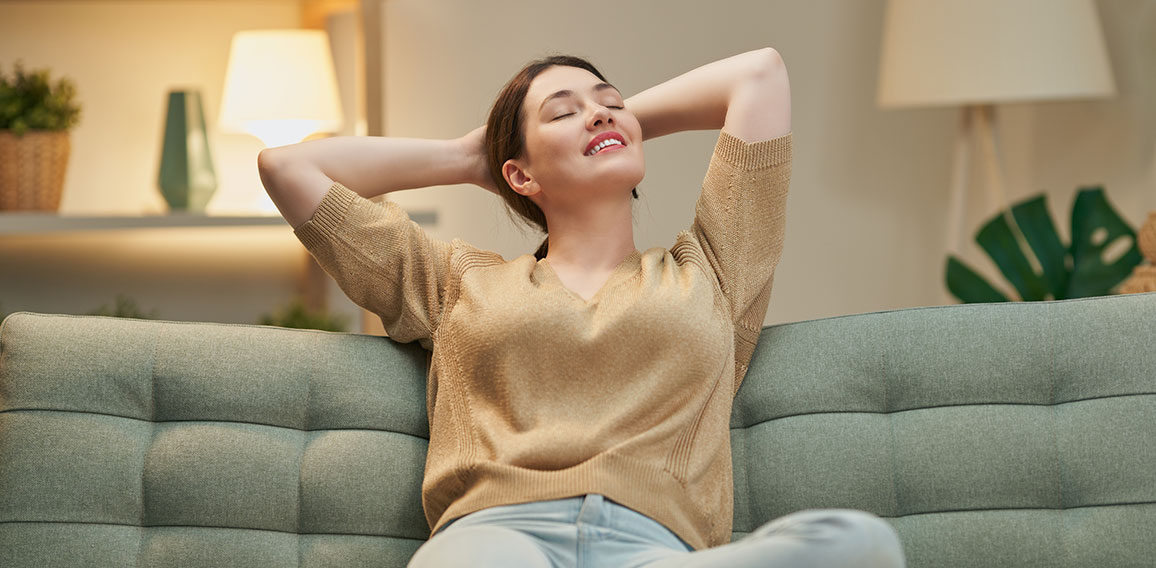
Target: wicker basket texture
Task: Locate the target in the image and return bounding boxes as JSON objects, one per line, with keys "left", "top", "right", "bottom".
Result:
{"left": 0, "top": 130, "right": 71, "bottom": 211}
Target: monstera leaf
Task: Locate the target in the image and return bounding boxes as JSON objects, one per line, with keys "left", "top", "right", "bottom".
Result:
{"left": 946, "top": 186, "right": 1142, "bottom": 303}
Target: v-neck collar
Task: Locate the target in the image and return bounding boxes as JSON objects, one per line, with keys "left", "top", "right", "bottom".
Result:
{"left": 536, "top": 249, "right": 642, "bottom": 304}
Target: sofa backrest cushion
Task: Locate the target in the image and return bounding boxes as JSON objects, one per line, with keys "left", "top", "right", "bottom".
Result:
{"left": 729, "top": 292, "right": 1156, "bottom": 567}
{"left": 0, "top": 314, "right": 430, "bottom": 567}
{"left": 4, "top": 291, "right": 1156, "bottom": 567}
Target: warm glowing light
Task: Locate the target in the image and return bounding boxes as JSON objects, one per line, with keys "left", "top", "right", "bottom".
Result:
{"left": 218, "top": 30, "right": 344, "bottom": 144}
{"left": 243, "top": 120, "right": 329, "bottom": 149}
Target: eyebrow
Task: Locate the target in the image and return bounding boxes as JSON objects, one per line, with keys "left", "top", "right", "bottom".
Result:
{"left": 538, "top": 83, "right": 621, "bottom": 112}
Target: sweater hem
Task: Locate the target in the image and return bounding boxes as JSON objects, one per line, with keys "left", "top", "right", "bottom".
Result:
{"left": 714, "top": 130, "right": 792, "bottom": 170}
{"left": 428, "top": 451, "right": 722, "bottom": 551}
{"left": 293, "top": 182, "right": 359, "bottom": 249}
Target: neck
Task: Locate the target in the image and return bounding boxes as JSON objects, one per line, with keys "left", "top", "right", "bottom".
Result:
{"left": 541, "top": 194, "right": 636, "bottom": 271}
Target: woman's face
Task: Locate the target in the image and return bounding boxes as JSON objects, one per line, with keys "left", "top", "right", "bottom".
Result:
{"left": 511, "top": 65, "right": 645, "bottom": 205}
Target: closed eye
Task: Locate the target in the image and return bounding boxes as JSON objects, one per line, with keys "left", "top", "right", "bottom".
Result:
{"left": 551, "top": 105, "right": 622, "bottom": 121}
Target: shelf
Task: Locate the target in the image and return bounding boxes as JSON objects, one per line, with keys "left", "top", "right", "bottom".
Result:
{"left": 0, "top": 210, "right": 438, "bottom": 235}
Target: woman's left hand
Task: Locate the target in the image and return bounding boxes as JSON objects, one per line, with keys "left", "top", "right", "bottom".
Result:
{"left": 459, "top": 126, "right": 501, "bottom": 195}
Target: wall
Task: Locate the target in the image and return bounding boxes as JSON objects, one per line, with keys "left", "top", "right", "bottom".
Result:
{"left": 1023, "top": 1, "right": 1156, "bottom": 243}
{"left": 379, "top": 0, "right": 1156, "bottom": 326}
{"left": 2, "top": 0, "right": 1153, "bottom": 328}
{"left": 0, "top": 0, "right": 361, "bottom": 326}
{"left": 0, "top": 0, "right": 302, "bottom": 214}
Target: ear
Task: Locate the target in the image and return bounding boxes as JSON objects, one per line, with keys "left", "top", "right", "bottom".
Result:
{"left": 502, "top": 159, "right": 539, "bottom": 197}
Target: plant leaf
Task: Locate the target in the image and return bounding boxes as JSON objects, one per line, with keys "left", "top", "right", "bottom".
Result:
{"left": 1011, "top": 195, "right": 1070, "bottom": 300}
{"left": 945, "top": 256, "right": 1010, "bottom": 303}
{"left": 975, "top": 211, "right": 1051, "bottom": 301}
{"left": 1067, "top": 186, "right": 1143, "bottom": 297}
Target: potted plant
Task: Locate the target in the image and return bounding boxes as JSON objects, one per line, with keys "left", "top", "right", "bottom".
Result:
{"left": 0, "top": 60, "right": 82, "bottom": 211}
{"left": 259, "top": 297, "right": 350, "bottom": 332}
{"left": 945, "top": 185, "right": 1143, "bottom": 302}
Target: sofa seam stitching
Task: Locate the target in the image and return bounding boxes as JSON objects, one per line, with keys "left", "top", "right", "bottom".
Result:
{"left": 742, "top": 426, "right": 754, "bottom": 535}
{"left": 0, "top": 519, "right": 430, "bottom": 540}
{"left": 744, "top": 290, "right": 1156, "bottom": 331}
{"left": 883, "top": 339, "right": 900, "bottom": 518}
{"left": 1048, "top": 303, "right": 1069, "bottom": 567}
{"left": 729, "top": 391, "right": 1156, "bottom": 430}
{"left": 134, "top": 323, "right": 160, "bottom": 567}
{"left": 13, "top": 502, "right": 1154, "bottom": 527}
{"left": 297, "top": 357, "right": 313, "bottom": 567}
{"left": 0, "top": 407, "right": 430, "bottom": 439}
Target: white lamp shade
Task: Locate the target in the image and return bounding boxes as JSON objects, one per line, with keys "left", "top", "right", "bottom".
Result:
{"left": 877, "top": 0, "right": 1117, "bottom": 108}
{"left": 218, "top": 30, "right": 344, "bottom": 146}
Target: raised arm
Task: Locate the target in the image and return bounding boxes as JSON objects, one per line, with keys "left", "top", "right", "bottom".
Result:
{"left": 624, "top": 47, "right": 791, "bottom": 143}
{"left": 257, "top": 127, "right": 495, "bottom": 229}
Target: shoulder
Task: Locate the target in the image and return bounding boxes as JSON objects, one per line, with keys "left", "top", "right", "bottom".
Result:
{"left": 448, "top": 238, "right": 511, "bottom": 272}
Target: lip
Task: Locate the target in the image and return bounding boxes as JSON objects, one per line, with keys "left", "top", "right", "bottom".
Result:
{"left": 584, "top": 131, "right": 627, "bottom": 156}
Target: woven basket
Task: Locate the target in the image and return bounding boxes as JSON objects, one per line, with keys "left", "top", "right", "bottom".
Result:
{"left": 0, "top": 130, "right": 71, "bottom": 211}
{"left": 1137, "top": 211, "right": 1156, "bottom": 262}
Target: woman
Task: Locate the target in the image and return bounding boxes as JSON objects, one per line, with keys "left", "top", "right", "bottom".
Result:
{"left": 258, "top": 49, "right": 905, "bottom": 568}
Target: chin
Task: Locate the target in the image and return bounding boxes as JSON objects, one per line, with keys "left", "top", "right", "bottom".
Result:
{"left": 605, "top": 154, "right": 645, "bottom": 189}
{"left": 598, "top": 168, "right": 644, "bottom": 195}
{"left": 560, "top": 153, "right": 645, "bottom": 194}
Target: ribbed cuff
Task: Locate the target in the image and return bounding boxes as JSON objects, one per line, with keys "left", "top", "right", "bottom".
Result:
{"left": 714, "top": 130, "right": 792, "bottom": 170}
{"left": 293, "top": 182, "right": 360, "bottom": 250}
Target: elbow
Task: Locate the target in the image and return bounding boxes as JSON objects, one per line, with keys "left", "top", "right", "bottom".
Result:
{"left": 723, "top": 48, "right": 791, "bottom": 139}
{"left": 748, "top": 47, "right": 785, "bottom": 82}
{"left": 257, "top": 147, "right": 282, "bottom": 180}
{"left": 257, "top": 148, "right": 285, "bottom": 198}
{"left": 729, "top": 48, "right": 785, "bottom": 102}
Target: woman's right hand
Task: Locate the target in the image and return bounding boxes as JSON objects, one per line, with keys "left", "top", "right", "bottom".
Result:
{"left": 460, "top": 126, "right": 500, "bottom": 195}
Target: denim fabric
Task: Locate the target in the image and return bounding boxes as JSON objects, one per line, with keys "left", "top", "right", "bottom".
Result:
{"left": 407, "top": 494, "right": 905, "bottom": 568}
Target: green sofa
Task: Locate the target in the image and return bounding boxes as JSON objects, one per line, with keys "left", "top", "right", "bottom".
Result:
{"left": 2, "top": 292, "right": 1154, "bottom": 567}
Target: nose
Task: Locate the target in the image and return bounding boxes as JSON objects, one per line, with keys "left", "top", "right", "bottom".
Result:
{"left": 588, "top": 105, "right": 614, "bottom": 129}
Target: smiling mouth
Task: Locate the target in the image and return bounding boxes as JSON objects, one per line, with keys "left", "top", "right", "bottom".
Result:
{"left": 585, "top": 137, "right": 625, "bottom": 156}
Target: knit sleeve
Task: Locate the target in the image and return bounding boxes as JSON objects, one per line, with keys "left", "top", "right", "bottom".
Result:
{"left": 293, "top": 181, "right": 453, "bottom": 350}
{"left": 689, "top": 130, "right": 792, "bottom": 396}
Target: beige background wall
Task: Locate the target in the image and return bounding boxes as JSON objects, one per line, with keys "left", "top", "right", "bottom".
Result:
{"left": 0, "top": 0, "right": 318, "bottom": 325}
{"left": 379, "top": 0, "right": 1156, "bottom": 326}
{"left": 1, "top": 0, "right": 1153, "bottom": 329}
{"left": 0, "top": 0, "right": 301, "bottom": 214}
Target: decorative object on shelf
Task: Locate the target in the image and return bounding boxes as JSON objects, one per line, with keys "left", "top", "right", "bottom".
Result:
{"left": 158, "top": 89, "right": 218, "bottom": 212}
{"left": 877, "top": 0, "right": 1116, "bottom": 304}
{"left": 946, "top": 186, "right": 1142, "bottom": 303}
{"left": 217, "top": 29, "right": 344, "bottom": 213}
{"left": 1118, "top": 212, "right": 1156, "bottom": 294}
{"left": 258, "top": 297, "right": 349, "bottom": 332}
{"left": 0, "top": 61, "right": 82, "bottom": 211}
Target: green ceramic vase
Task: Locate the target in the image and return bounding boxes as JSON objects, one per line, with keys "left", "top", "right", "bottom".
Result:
{"left": 158, "top": 89, "right": 217, "bottom": 212}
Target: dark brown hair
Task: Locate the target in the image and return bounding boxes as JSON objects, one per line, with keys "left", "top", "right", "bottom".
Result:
{"left": 485, "top": 55, "right": 638, "bottom": 260}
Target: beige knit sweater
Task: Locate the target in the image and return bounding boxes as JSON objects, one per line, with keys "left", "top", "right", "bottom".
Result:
{"left": 294, "top": 129, "right": 792, "bottom": 551}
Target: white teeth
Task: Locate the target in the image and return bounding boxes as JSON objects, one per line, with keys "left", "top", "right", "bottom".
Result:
{"left": 587, "top": 138, "right": 623, "bottom": 156}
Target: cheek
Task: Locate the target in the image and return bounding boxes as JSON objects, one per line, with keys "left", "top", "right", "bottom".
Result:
{"left": 522, "top": 129, "right": 555, "bottom": 166}
{"left": 521, "top": 131, "right": 573, "bottom": 181}
{"left": 624, "top": 115, "right": 643, "bottom": 140}
{"left": 539, "top": 131, "right": 580, "bottom": 165}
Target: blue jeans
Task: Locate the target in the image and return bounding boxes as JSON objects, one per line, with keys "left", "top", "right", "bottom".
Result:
{"left": 407, "top": 494, "right": 906, "bottom": 568}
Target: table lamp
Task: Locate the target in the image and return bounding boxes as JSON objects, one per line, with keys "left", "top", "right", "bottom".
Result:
{"left": 219, "top": 29, "right": 344, "bottom": 148}
{"left": 877, "top": 0, "right": 1116, "bottom": 295}
{"left": 218, "top": 30, "right": 344, "bottom": 211}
